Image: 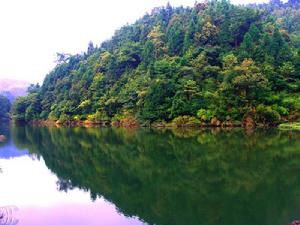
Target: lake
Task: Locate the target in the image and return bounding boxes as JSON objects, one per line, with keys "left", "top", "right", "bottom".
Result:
{"left": 0, "top": 124, "right": 300, "bottom": 225}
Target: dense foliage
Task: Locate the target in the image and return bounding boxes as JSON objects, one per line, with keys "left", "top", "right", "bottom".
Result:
{"left": 0, "top": 95, "right": 11, "bottom": 121}
{"left": 13, "top": 0, "right": 300, "bottom": 125}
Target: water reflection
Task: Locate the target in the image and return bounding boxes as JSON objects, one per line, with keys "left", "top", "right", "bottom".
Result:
{"left": 9, "top": 126, "right": 300, "bottom": 225}
{"left": 0, "top": 124, "right": 28, "bottom": 159}
{"left": 0, "top": 140, "right": 145, "bottom": 225}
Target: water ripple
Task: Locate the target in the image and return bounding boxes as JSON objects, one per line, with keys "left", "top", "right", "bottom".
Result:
{"left": 0, "top": 206, "right": 18, "bottom": 225}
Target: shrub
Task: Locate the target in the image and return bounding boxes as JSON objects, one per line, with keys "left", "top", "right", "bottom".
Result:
{"left": 111, "top": 113, "right": 126, "bottom": 122}
{"left": 119, "top": 116, "right": 139, "bottom": 128}
{"left": 73, "top": 115, "right": 86, "bottom": 121}
{"left": 282, "top": 96, "right": 300, "bottom": 112}
{"left": 271, "top": 104, "right": 288, "bottom": 116}
{"left": 197, "top": 109, "right": 214, "bottom": 122}
{"left": 172, "top": 116, "right": 200, "bottom": 127}
{"left": 57, "top": 113, "right": 71, "bottom": 124}
{"left": 87, "top": 111, "right": 109, "bottom": 122}
{"left": 48, "top": 111, "right": 59, "bottom": 121}
{"left": 256, "top": 105, "right": 281, "bottom": 124}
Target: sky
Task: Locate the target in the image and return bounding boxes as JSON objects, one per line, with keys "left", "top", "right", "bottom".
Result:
{"left": 0, "top": 0, "right": 269, "bottom": 84}
{"left": 0, "top": 156, "right": 145, "bottom": 225}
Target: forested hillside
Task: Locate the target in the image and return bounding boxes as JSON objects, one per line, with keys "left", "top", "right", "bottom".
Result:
{"left": 13, "top": 0, "right": 300, "bottom": 126}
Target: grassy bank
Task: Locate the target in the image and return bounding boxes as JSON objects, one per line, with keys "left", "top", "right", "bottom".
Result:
{"left": 279, "top": 122, "right": 300, "bottom": 131}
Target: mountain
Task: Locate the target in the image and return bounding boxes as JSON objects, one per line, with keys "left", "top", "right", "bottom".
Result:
{"left": 0, "top": 79, "right": 29, "bottom": 102}
{"left": 12, "top": 0, "right": 300, "bottom": 126}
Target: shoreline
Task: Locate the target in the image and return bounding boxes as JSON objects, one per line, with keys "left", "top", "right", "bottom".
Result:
{"left": 12, "top": 118, "right": 299, "bottom": 130}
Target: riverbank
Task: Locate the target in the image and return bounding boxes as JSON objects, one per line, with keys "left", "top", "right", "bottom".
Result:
{"left": 279, "top": 122, "right": 300, "bottom": 131}
{"left": 20, "top": 115, "right": 299, "bottom": 130}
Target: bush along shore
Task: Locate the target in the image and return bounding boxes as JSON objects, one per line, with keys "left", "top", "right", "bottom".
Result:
{"left": 279, "top": 122, "right": 300, "bottom": 131}
{"left": 27, "top": 114, "right": 298, "bottom": 129}
{"left": 12, "top": 1, "right": 300, "bottom": 127}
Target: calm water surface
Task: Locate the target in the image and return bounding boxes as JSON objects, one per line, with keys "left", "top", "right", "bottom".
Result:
{"left": 0, "top": 124, "right": 300, "bottom": 225}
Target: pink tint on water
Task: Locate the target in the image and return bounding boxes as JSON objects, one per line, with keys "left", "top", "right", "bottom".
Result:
{"left": 18, "top": 202, "right": 145, "bottom": 225}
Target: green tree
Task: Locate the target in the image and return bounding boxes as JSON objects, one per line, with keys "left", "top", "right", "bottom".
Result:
{"left": 239, "top": 33, "right": 255, "bottom": 59}
{"left": 11, "top": 0, "right": 300, "bottom": 125}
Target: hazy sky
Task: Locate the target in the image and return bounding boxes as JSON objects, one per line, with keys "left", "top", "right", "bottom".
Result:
{"left": 0, "top": 0, "right": 269, "bottom": 84}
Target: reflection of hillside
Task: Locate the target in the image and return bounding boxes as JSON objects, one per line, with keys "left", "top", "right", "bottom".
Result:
{"left": 12, "top": 126, "right": 300, "bottom": 225}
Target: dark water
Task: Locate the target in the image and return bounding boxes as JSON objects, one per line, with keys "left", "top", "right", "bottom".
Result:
{"left": 0, "top": 125, "right": 300, "bottom": 225}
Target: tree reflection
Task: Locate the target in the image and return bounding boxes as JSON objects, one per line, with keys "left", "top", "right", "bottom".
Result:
{"left": 12, "top": 126, "right": 300, "bottom": 225}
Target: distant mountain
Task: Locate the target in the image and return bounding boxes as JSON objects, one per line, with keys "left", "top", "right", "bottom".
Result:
{"left": 0, "top": 79, "right": 29, "bottom": 102}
